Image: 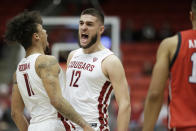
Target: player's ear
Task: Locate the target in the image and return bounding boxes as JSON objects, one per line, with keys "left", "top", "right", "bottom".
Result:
{"left": 190, "top": 11, "right": 194, "bottom": 21}
{"left": 99, "top": 25, "right": 104, "bottom": 35}
{"left": 32, "top": 33, "right": 40, "bottom": 40}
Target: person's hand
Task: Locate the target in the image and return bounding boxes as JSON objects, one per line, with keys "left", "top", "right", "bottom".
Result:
{"left": 83, "top": 125, "right": 95, "bottom": 131}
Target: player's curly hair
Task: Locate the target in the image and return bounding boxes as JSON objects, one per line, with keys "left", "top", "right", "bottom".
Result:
{"left": 4, "top": 11, "right": 42, "bottom": 50}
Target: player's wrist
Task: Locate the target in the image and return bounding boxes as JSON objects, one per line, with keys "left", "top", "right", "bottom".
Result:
{"left": 82, "top": 123, "right": 89, "bottom": 128}
{"left": 78, "top": 120, "right": 88, "bottom": 128}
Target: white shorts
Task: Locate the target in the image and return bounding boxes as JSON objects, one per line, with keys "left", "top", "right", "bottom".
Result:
{"left": 28, "top": 119, "right": 66, "bottom": 131}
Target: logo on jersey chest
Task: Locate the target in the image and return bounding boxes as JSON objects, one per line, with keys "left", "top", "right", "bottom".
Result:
{"left": 93, "top": 57, "right": 98, "bottom": 62}
{"left": 68, "top": 61, "right": 95, "bottom": 72}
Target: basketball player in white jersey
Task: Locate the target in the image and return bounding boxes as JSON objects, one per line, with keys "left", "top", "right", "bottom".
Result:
{"left": 5, "top": 11, "right": 94, "bottom": 131}
{"left": 64, "top": 8, "right": 131, "bottom": 130}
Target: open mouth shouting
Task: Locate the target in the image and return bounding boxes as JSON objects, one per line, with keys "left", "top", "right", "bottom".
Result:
{"left": 81, "top": 33, "right": 89, "bottom": 43}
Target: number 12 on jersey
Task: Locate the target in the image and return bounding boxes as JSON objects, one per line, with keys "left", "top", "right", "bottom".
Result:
{"left": 69, "top": 70, "right": 81, "bottom": 87}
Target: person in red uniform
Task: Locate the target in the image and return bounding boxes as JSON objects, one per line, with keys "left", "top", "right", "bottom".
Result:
{"left": 143, "top": 0, "right": 196, "bottom": 131}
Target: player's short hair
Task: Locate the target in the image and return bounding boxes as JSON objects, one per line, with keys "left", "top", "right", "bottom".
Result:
{"left": 192, "top": 0, "right": 196, "bottom": 13}
{"left": 5, "top": 11, "right": 42, "bottom": 50}
{"left": 81, "top": 8, "right": 104, "bottom": 25}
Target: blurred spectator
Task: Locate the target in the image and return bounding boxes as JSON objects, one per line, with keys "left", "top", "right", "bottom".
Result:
{"left": 59, "top": 51, "right": 69, "bottom": 63}
{"left": 130, "top": 101, "right": 144, "bottom": 131}
{"left": 0, "top": 38, "right": 5, "bottom": 59}
{"left": 158, "top": 22, "right": 173, "bottom": 40}
{"left": 142, "top": 61, "right": 153, "bottom": 76}
{"left": 141, "top": 22, "right": 156, "bottom": 41}
{"left": 0, "top": 83, "right": 15, "bottom": 131}
{"left": 122, "top": 19, "right": 135, "bottom": 42}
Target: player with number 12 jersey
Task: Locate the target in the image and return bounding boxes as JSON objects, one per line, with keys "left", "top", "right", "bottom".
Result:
{"left": 64, "top": 48, "right": 113, "bottom": 130}
{"left": 169, "top": 30, "right": 196, "bottom": 128}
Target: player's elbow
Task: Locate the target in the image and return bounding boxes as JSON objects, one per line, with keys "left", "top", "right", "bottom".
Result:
{"left": 11, "top": 110, "right": 16, "bottom": 120}
{"left": 50, "top": 98, "right": 58, "bottom": 107}
{"left": 119, "top": 100, "right": 131, "bottom": 114}
{"left": 124, "top": 102, "right": 131, "bottom": 116}
{"left": 125, "top": 101, "right": 131, "bottom": 113}
{"left": 50, "top": 96, "right": 62, "bottom": 109}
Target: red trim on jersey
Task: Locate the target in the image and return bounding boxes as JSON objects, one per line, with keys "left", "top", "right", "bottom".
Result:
{"left": 103, "top": 85, "right": 113, "bottom": 125}
{"left": 70, "top": 122, "right": 76, "bottom": 130}
{"left": 98, "top": 81, "right": 112, "bottom": 130}
{"left": 58, "top": 113, "right": 75, "bottom": 131}
{"left": 62, "top": 121, "right": 71, "bottom": 131}
{"left": 103, "top": 86, "right": 113, "bottom": 104}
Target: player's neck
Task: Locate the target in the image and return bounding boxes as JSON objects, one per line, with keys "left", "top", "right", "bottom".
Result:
{"left": 25, "top": 45, "right": 45, "bottom": 57}
{"left": 192, "top": 21, "right": 196, "bottom": 30}
{"left": 193, "top": 26, "right": 196, "bottom": 30}
{"left": 83, "top": 42, "right": 105, "bottom": 54}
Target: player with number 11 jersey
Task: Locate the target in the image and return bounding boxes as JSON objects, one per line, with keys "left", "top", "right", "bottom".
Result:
{"left": 16, "top": 53, "right": 66, "bottom": 126}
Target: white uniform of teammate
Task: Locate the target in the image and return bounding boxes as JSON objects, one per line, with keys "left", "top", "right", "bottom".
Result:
{"left": 65, "top": 48, "right": 113, "bottom": 131}
{"left": 16, "top": 53, "right": 72, "bottom": 131}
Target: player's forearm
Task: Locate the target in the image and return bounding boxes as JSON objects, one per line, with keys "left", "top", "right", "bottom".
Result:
{"left": 11, "top": 112, "right": 28, "bottom": 131}
{"left": 142, "top": 93, "right": 164, "bottom": 131}
{"left": 117, "top": 102, "right": 131, "bottom": 131}
{"left": 53, "top": 97, "right": 88, "bottom": 128}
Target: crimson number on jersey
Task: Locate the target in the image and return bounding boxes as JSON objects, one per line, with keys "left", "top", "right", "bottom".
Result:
{"left": 23, "top": 73, "right": 35, "bottom": 96}
{"left": 69, "top": 70, "right": 81, "bottom": 87}
{"left": 189, "top": 53, "right": 196, "bottom": 83}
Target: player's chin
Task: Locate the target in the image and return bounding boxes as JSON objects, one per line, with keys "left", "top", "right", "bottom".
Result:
{"left": 80, "top": 45, "right": 87, "bottom": 49}
{"left": 80, "top": 42, "right": 88, "bottom": 47}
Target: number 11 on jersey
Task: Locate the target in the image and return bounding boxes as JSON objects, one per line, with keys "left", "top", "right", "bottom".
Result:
{"left": 23, "top": 73, "right": 35, "bottom": 96}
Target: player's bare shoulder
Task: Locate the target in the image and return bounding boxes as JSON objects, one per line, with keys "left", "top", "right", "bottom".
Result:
{"left": 159, "top": 35, "right": 178, "bottom": 51}
{"left": 36, "top": 55, "right": 58, "bottom": 68}
{"left": 159, "top": 35, "right": 178, "bottom": 61}
{"left": 35, "top": 55, "right": 59, "bottom": 77}
{"left": 156, "top": 35, "right": 178, "bottom": 58}
{"left": 102, "top": 54, "right": 123, "bottom": 77}
{"left": 102, "top": 54, "right": 121, "bottom": 65}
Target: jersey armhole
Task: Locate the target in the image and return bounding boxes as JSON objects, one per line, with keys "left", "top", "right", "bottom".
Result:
{"left": 169, "top": 32, "right": 181, "bottom": 69}
{"left": 101, "top": 53, "right": 114, "bottom": 81}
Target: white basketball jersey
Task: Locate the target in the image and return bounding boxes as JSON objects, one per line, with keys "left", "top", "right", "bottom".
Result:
{"left": 16, "top": 53, "right": 65, "bottom": 124}
{"left": 65, "top": 48, "right": 113, "bottom": 129}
